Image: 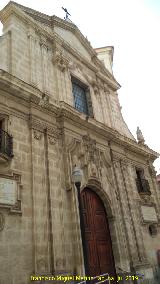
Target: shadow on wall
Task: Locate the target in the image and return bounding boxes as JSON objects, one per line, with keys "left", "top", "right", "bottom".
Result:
{"left": 0, "top": 22, "right": 2, "bottom": 36}
{"left": 153, "top": 266, "right": 160, "bottom": 284}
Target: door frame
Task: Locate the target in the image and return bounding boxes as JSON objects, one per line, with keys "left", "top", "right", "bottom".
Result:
{"left": 79, "top": 180, "right": 120, "bottom": 276}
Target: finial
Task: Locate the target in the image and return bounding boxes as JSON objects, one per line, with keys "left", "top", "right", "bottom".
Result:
{"left": 136, "top": 126, "right": 145, "bottom": 144}
{"left": 62, "top": 7, "right": 71, "bottom": 20}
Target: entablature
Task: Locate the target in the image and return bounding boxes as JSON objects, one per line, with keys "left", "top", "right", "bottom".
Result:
{"left": 0, "top": 70, "right": 158, "bottom": 162}
{"left": 0, "top": 69, "right": 42, "bottom": 102}
{"left": 59, "top": 102, "right": 159, "bottom": 161}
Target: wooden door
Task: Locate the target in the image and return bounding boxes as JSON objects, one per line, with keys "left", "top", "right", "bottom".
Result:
{"left": 81, "top": 188, "right": 116, "bottom": 282}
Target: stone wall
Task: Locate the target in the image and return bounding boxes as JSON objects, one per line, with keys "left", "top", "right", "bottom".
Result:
{"left": 0, "top": 3, "right": 159, "bottom": 284}
{"left": 0, "top": 2, "right": 136, "bottom": 139}
{"left": 0, "top": 113, "right": 33, "bottom": 284}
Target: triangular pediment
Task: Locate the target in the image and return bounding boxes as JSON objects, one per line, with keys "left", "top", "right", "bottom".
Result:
{"left": 0, "top": 2, "right": 120, "bottom": 88}
{"left": 54, "top": 25, "right": 92, "bottom": 61}
{"left": 4, "top": 2, "right": 96, "bottom": 61}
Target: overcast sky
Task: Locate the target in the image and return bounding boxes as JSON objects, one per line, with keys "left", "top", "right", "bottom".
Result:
{"left": 0, "top": 0, "right": 160, "bottom": 173}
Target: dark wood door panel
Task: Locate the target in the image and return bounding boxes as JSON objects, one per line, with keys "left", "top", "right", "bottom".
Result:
{"left": 81, "top": 188, "right": 116, "bottom": 282}
{"left": 87, "top": 241, "right": 99, "bottom": 266}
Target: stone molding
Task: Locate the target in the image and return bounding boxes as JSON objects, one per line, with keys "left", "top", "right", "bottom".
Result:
{"left": 29, "top": 116, "right": 61, "bottom": 146}
{"left": 0, "top": 2, "right": 120, "bottom": 91}
{"left": 0, "top": 3, "right": 54, "bottom": 46}
{"left": 0, "top": 70, "right": 158, "bottom": 161}
{"left": 36, "top": 258, "right": 48, "bottom": 273}
{"left": 61, "top": 40, "right": 120, "bottom": 90}
{"left": 85, "top": 178, "right": 114, "bottom": 220}
{"left": 82, "top": 135, "right": 97, "bottom": 162}
{"left": 0, "top": 212, "right": 5, "bottom": 231}
{"left": 48, "top": 136, "right": 57, "bottom": 145}
{"left": 29, "top": 115, "right": 60, "bottom": 136}
{"left": 111, "top": 148, "right": 157, "bottom": 166}
{"left": 38, "top": 95, "right": 50, "bottom": 108}
{"left": 147, "top": 162, "right": 157, "bottom": 178}
{"left": 8, "top": 1, "right": 114, "bottom": 87}
{"left": 0, "top": 172, "right": 22, "bottom": 214}
{"left": 63, "top": 133, "right": 114, "bottom": 192}
{"left": 30, "top": 95, "right": 59, "bottom": 115}
{"left": 0, "top": 69, "right": 42, "bottom": 103}
{"left": 33, "top": 130, "right": 42, "bottom": 140}
{"left": 90, "top": 79, "right": 100, "bottom": 95}
{"left": 51, "top": 16, "right": 96, "bottom": 58}
{"left": 52, "top": 49, "right": 69, "bottom": 72}
{"left": 65, "top": 110, "right": 158, "bottom": 160}
{"left": 6, "top": 2, "right": 96, "bottom": 58}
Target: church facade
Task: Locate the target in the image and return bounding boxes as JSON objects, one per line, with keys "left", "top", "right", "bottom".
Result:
{"left": 0, "top": 2, "right": 160, "bottom": 284}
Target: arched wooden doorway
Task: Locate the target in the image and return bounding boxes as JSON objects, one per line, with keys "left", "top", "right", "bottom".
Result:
{"left": 81, "top": 188, "right": 116, "bottom": 282}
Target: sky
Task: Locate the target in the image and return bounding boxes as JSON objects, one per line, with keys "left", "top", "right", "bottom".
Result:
{"left": 0, "top": 0, "right": 160, "bottom": 173}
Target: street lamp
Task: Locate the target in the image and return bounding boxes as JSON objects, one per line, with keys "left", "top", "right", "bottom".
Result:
{"left": 72, "top": 165, "right": 89, "bottom": 279}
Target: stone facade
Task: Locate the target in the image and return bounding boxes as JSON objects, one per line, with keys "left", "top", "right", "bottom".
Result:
{"left": 157, "top": 174, "right": 160, "bottom": 191}
{"left": 0, "top": 2, "right": 160, "bottom": 284}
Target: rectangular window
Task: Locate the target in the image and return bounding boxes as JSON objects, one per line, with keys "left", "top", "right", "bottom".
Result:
{"left": 0, "top": 116, "right": 13, "bottom": 158}
{"left": 135, "top": 168, "right": 151, "bottom": 195}
{"left": 72, "top": 78, "right": 89, "bottom": 115}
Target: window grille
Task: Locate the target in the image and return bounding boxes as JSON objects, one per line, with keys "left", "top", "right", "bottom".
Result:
{"left": 72, "top": 80, "right": 89, "bottom": 115}
{"left": 135, "top": 168, "right": 151, "bottom": 195}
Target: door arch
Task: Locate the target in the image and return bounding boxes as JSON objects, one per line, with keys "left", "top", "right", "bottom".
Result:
{"left": 81, "top": 188, "right": 116, "bottom": 281}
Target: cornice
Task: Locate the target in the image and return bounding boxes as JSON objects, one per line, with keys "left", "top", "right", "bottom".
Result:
{"left": 59, "top": 102, "right": 159, "bottom": 161}
{"left": 2, "top": 1, "right": 96, "bottom": 63}
{"left": 0, "top": 70, "right": 158, "bottom": 161}
{"left": 29, "top": 114, "right": 61, "bottom": 138}
{"left": 62, "top": 41, "right": 120, "bottom": 90}
{"left": 30, "top": 95, "right": 59, "bottom": 117}
{"left": 24, "top": 6, "right": 117, "bottom": 85}
{"left": 0, "top": 69, "right": 59, "bottom": 117}
{"left": 0, "top": 2, "right": 120, "bottom": 91}
{"left": 0, "top": 69, "right": 41, "bottom": 102}
{"left": 6, "top": 2, "right": 98, "bottom": 60}
{"left": 62, "top": 40, "right": 97, "bottom": 72}
{"left": 0, "top": 2, "right": 55, "bottom": 45}
{"left": 96, "top": 71, "right": 120, "bottom": 91}
{"left": 111, "top": 151, "right": 152, "bottom": 169}
{"left": 52, "top": 16, "right": 96, "bottom": 57}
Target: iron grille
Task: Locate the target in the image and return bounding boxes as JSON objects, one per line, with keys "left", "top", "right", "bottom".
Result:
{"left": 0, "top": 129, "right": 13, "bottom": 158}
{"left": 72, "top": 82, "right": 89, "bottom": 115}
{"left": 136, "top": 178, "right": 151, "bottom": 194}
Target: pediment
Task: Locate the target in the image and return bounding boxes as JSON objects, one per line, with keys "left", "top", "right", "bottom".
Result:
{"left": 0, "top": 2, "right": 120, "bottom": 88}
{"left": 54, "top": 26, "right": 92, "bottom": 61}
{"left": 3, "top": 2, "right": 96, "bottom": 61}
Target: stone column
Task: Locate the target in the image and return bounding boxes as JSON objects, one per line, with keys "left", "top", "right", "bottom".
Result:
{"left": 113, "top": 160, "right": 139, "bottom": 266}
{"left": 102, "top": 87, "right": 112, "bottom": 126}
{"left": 121, "top": 162, "right": 148, "bottom": 263}
{"left": 47, "top": 133, "right": 68, "bottom": 275}
{"left": 30, "top": 128, "right": 51, "bottom": 274}
{"left": 7, "top": 30, "right": 12, "bottom": 74}
{"left": 28, "top": 33, "right": 37, "bottom": 86}
{"left": 41, "top": 42, "right": 50, "bottom": 94}
{"left": 110, "top": 164, "right": 130, "bottom": 271}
